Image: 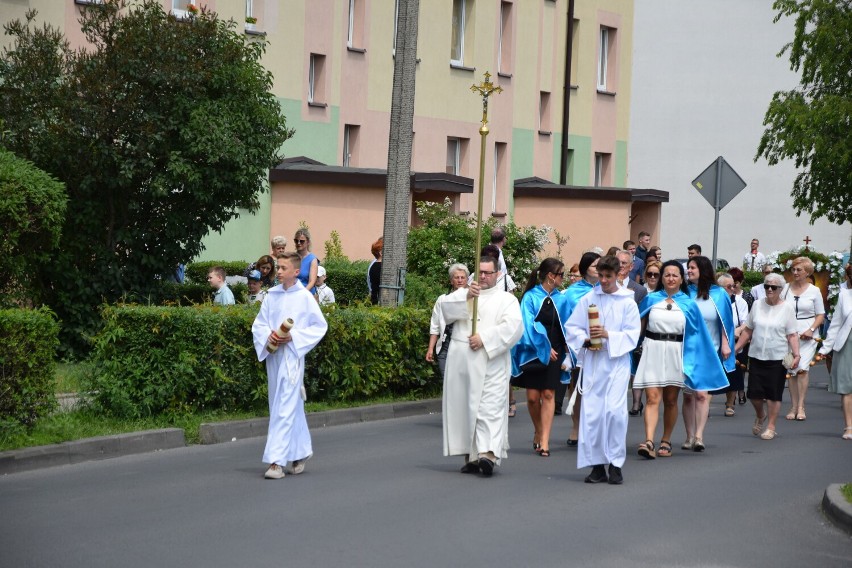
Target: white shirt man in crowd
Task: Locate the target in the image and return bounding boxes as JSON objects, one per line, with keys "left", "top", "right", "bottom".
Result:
{"left": 743, "top": 238, "right": 767, "bottom": 272}
{"left": 440, "top": 256, "right": 523, "bottom": 477}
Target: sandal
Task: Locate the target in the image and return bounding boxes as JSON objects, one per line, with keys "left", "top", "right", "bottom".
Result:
{"left": 638, "top": 440, "right": 656, "bottom": 459}
{"left": 657, "top": 440, "right": 673, "bottom": 458}
{"left": 760, "top": 428, "right": 777, "bottom": 440}
{"left": 785, "top": 408, "right": 797, "bottom": 421}
{"left": 539, "top": 449, "right": 551, "bottom": 457}
{"left": 508, "top": 400, "right": 517, "bottom": 418}
{"left": 738, "top": 393, "right": 747, "bottom": 405}
{"left": 752, "top": 415, "right": 766, "bottom": 436}
{"left": 724, "top": 405, "right": 735, "bottom": 417}
{"left": 796, "top": 408, "right": 806, "bottom": 421}
{"left": 843, "top": 427, "right": 852, "bottom": 441}
{"left": 693, "top": 438, "right": 705, "bottom": 452}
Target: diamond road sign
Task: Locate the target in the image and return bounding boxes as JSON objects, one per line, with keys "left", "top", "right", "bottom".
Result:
{"left": 691, "top": 157, "right": 747, "bottom": 210}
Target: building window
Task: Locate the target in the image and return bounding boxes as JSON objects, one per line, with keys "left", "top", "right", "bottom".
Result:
{"left": 594, "top": 152, "right": 611, "bottom": 187}
{"left": 343, "top": 125, "right": 360, "bottom": 167}
{"left": 493, "top": 142, "right": 507, "bottom": 213}
{"left": 597, "top": 27, "right": 608, "bottom": 90}
{"left": 447, "top": 138, "right": 461, "bottom": 175}
{"left": 451, "top": 0, "right": 473, "bottom": 67}
{"left": 498, "top": 1, "right": 513, "bottom": 75}
{"left": 597, "top": 26, "right": 616, "bottom": 92}
{"left": 348, "top": 0, "right": 365, "bottom": 49}
{"left": 539, "top": 91, "right": 551, "bottom": 134}
{"left": 172, "top": 0, "right": 196, "bottom": 18}
{"left": 308, "top": 53, "right": 326, "bottom": 105}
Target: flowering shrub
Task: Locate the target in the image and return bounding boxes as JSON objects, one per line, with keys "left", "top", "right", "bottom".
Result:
{"left": 765, "top": 246, "right": 846, "bottom": 310}
{"left": 407, "top": 199, "right": 551, "bottom": 294}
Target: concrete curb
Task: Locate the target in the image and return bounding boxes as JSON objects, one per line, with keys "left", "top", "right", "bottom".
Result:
{"left": 199, "top": 398, "right": 442, "bottom": 444}
{"left": 1, "top": 399, "right": 442, "bottom": 475}
{"left": 822, "top": 484, "right": 852, "bottom": 535}
{"left": 0, "top": 428, "right": 185, "bottom": 476}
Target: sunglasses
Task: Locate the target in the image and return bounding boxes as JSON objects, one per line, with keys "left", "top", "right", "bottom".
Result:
{"left": 553, "top": 272, "right": 564, "bottom": 277}
{"left": 646, "top": 272, "right": 660, "bottom": 278}
{"left": 294, "top": 239, "right": 307, "bottom": 244}
{"left": 763, "top": 284, "right": 782, "bottom": 291}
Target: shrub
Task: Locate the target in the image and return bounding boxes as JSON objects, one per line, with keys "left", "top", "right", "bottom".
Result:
{"left": 0, "top": 307, "right": 59, "bottom": 431}
{"left": 83, "top": 303, "right": 438, "bottom": 417}
{"left": 320, "top": 258, "right": 370, "bottom": 305}
{"left": 323, "top": 229, "right": 348, "bottom": 262}
{"left": 0, "top": 149, "right": 67, "bottom": 307}
{"left": 85, "top": 304, "right": 266, "bottom": 417}
{"left": 185, "top": 260, "right": 251, "bottom": 283}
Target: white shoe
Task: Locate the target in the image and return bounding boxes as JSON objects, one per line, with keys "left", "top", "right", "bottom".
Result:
{"left": 289, "top": 460, "right": 305, "bottom": 475}
{"left": 264, "top": 464, "right": 286, "bottom": 479}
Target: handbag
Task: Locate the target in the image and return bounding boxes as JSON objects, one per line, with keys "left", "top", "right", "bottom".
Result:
{"left": 782, "top": 351, "right": 795, "bottom": 369}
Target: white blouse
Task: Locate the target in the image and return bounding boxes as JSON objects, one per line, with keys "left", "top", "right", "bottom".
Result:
{"left": 746, "top": 299, "right": 797, "bottom": 361}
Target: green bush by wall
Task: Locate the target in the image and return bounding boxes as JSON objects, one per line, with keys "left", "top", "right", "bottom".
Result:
{"left": 0, "top": 307, "right": 59, "bottom": 431}
{"left": 185, "top": 260, "right": 251, "bottom": 283}
{"left": 85, "top": 303, "right": 439, "bottom": 418}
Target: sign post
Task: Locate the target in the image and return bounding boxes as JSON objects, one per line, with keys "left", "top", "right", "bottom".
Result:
{"left": 691, "top": 157, "right": 747, "bottom": 268}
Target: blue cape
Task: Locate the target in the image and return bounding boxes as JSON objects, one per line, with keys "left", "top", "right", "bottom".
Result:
{"left": 639, "top": 290, "right": 729, "bottom": 391}
{"left": 511, "top": 285, "right": 570, "bottom": 382}
{"left": 561, "top": 279, "right": 594, "bottom": 317}
{"left": 689, "top": 284, "right": 736, "bottom": 372}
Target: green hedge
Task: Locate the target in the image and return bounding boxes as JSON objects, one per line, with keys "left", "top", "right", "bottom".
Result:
{"left": 185, "top": 260, "right": 251, "bottom": 283}
{"left": 321, "top": 259, "right": 370, "bottom": 305}
{"left": 0, "top": 307, "right": 59, "bottom": 430}
{"left": 84, "top": 304, "right": 438, "bottom": 418}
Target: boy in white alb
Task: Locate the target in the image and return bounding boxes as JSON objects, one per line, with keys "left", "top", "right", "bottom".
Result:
{"left": 252, "top": 252, "right": 327, "bottom": 479}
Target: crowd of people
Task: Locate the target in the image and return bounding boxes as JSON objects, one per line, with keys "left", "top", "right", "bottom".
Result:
{"left": 426, "top": 230, "right": 852, "bottom": 483}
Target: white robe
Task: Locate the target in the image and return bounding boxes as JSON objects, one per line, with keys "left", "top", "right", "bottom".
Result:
{"left": 565, "top": 286, "right": 640, "bottom": 469}
{"left": 252, "top": 281, "right": 328, "bottom": 465}
{"left": 440, "top": 285, "right": 523, "bottom": 464}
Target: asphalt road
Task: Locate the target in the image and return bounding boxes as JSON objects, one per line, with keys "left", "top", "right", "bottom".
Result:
{"left": 2, "top": 367, "right": 850, "bottom": 568}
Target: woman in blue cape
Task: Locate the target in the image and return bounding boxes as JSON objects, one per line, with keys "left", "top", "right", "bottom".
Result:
{"left": 634, "top": 261, "right": 727, "bottom": 459}
{"left": 556, "top": 251, "right": 600, "bottom": 445}
{"left": 683, "top": 256, "right": 734, "bottom": 451}
{"left": 511, "top": 258, "right": 570, "bottom": 456}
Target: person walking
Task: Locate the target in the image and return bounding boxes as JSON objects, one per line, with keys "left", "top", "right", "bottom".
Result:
{"left": 441, "top": 256, "right": 523, "bottom": 477}
{"left": 426, "top": 263, "right": 470, "bottom": 379}
{"left": 511, "top": 258, "right": 570, "bottom": 457}
{"left": 818, "top": 286, "right": 852, "bottom": 439}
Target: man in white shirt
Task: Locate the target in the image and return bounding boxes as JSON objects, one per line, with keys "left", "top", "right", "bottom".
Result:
{"left": 742, "top": 238, "right": 767, "bottom": 272}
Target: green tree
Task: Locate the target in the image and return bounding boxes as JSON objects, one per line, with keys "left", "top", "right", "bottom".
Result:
{"left": 0, "top": 148, "right": 67, "bottom": 306}
{"left": 0, "top": 1, "right": 293, "bottom": 352}
{"left": 756, "top": 0, "right": 852, "bottom": 225}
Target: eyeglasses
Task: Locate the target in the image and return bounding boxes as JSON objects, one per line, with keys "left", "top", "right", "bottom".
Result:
{"left": 294, "top": 239, "right": 307, "bottom": 244}
{"left": 569, "top": 273, "right": 581, "bottom": 278}
{"left": 479, "top": 270, "right": 497, "bottom": 275}
{"left": 763, "top": 284, "right": 782, "bottom": 291}
{"left": 645, "top": 272, "right": 660, "bottom": 278}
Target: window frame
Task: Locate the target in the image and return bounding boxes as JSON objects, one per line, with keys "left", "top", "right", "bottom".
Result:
{"left": 597, "top": 27, "right": 609, "bottom": 91}
{"left": 450, "top": 0, "right": 466, "bottom": 66}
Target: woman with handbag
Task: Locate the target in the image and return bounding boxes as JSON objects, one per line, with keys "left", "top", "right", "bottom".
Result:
{"left": 510, "top": 258, "right": 570, "bottom": 457}
{"left": 426, "top": 264, "right": 470, "bottom": 379}
{"left": 734, "top": 272, "right": 801, "bottom": 440}
{"left": 817, "top": 285, "right": 852, "bottom": 439}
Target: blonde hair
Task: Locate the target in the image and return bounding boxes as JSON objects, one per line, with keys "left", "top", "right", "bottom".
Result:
{"left": 791, "top": 256, "right": 815, "bottom": 275}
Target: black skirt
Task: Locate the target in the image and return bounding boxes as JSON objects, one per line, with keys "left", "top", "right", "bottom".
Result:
{"left": 511, "top": 296, "right": 564, "bottom": 391}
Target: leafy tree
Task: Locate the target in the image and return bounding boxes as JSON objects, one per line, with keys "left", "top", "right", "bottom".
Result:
{"left": 0, "top": 148, "right": 67, "bottom": 306}
{"left": 756, "top": 0, "right": 852, "bottom": 225}
{"left": 0, "top": 1, "right": 293, "bottom": 352}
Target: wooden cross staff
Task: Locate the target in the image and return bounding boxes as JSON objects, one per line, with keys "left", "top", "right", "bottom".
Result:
{"left": 470, "top": 72, "right": 502, "bottom": 335}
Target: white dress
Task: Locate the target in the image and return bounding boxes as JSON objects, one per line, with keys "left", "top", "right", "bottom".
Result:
{"left": 634, "top": 302, "right": 686, "bottom": 388}
{"left": 781, "top": 283, "right": 825, "bottom": 371}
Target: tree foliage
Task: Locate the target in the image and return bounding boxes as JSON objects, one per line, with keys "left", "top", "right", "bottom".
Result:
{"left": 756, "top": 0, "right": 852, "bottom": 225}
{"left": 0, "top": 148, "right": 67, "bottom": 306}
{"left": 0, "top": 1, "right": 293, "bottom": 353}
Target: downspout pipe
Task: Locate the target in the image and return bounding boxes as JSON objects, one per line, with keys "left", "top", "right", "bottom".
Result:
{"left": 559, "top": 0, "right": 575, "bottom": 185}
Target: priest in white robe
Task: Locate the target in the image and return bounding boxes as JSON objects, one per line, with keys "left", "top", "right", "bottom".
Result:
{"left": 252, "top": 252, "right": 328, "bottom": 479}
{"left": 565, "top": 255, "right": 640, "bottom": 484}
{"left": 441, "top": 256, "right": 523, "bottom": 476}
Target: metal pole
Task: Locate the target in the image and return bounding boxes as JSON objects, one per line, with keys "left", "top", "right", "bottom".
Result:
{"left": 712, "top": 156, "right": 722, "bottom": 269}
{"left": 469, "top": 72, "right": 502, "bottom": 335}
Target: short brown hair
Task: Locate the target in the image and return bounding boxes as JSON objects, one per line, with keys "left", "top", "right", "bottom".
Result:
{"left": 371, "top": 238, "right": 384, "bottom": 259}
{"left": 277, "top": 252, "right": 301, "bottom": 270}
{"left": 208, "top": 266, "right": 226, "bottom": 280}
{"left": 791, "top": 256, "right": 815, "bottom": 275}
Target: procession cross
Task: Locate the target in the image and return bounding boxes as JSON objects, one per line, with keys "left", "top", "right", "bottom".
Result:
{"left": 469, "top": 72, "right": 503, "bottom": 334}
{"left": 803, "top": 235, "right": 812, "bottom": 251}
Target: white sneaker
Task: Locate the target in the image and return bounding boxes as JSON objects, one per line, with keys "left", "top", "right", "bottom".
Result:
{"left": 289, "top": 460, "right": 305, "bottom": 475}
{"left": 264, "top": 464, "right": 286, "bottom": 479}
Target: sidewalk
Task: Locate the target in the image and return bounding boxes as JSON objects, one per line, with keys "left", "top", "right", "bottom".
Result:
{"left": 0, "top": 398, "right": 441, "bottom": 476}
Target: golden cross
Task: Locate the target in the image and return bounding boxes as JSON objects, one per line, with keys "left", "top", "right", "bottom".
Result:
{"left": 470, "top": 71, "right": 503, "bottom": 126}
